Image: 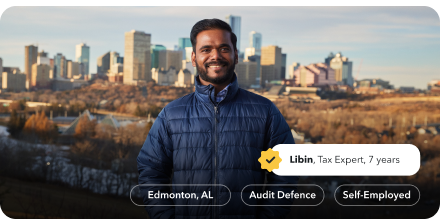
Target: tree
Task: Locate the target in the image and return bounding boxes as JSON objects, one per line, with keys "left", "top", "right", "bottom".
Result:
{"left": 23, "top": 112, "right": 59, "bottom": 143}
{"left": 74, "top": 116, "right": 97, "bottom": 139}
{"left": 7, "top": 110, "right": 26, "bottom": 138}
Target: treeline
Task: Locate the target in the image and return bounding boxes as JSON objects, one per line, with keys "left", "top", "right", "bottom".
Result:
{"left": 0, "top": 79, "right": 193, "bottom": 117}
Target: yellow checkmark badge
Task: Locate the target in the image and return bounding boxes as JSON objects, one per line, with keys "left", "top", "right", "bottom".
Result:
{"left": 258, "top": 148, "right": 282, "bottom": 172}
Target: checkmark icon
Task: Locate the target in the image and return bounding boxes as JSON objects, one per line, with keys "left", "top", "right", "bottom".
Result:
{"left": 266, "top": 157, "right": 275, "bottom": 164}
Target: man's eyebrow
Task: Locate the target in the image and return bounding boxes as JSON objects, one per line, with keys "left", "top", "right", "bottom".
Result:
{"left": 218, "top": 44, "right": 231, "bottom": 48}
{"left": 199, "top": 45, "right": 212, "bottom": 50}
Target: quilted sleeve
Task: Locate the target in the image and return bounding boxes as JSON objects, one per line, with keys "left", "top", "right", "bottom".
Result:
{"left": 137, "top": 109, "right": 175, "bottom": 218}
{"left": 258, "top": 103, "right": 298, "bottom": 218}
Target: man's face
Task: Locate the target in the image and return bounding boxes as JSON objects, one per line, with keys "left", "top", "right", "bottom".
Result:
{"left": 191, "top": 29, "right": 238, "bottom": 85}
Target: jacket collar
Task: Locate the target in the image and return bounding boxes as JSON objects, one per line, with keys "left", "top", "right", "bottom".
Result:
{"left": 194, "top": 73, "right": 239, "bottom": 105}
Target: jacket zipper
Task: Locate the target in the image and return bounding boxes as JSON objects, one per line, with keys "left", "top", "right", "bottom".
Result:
{"left": 213, "top": 105, "right": 218, "bottom": 219}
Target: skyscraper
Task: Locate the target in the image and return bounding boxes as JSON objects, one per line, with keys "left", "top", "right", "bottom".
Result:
{"left": 151, "top": 44, "right": 167, "bottom": 69}
{"left": 249, "top": 31, "right": 262, "bottom": 55}
{"left": 281, "top": 53, "right": 287, "bottom": 79}
{"left": 97, "top": 52, "right": 111, "bottom": 75}
{"left": 158, "top": 50, "right": 183, "bottom": 72}
{"left": 260, "top": 45, "right": 283, "bottom": 82}
{"left": 110, "top": 51, "right": 120, "bottom": 66}
{"left": 75, "top": 43, "right": 90, "bottom": 75}
{"left": 325, "top": 52, "right": 354, "bottom": 86}
{"left": 225, "top": 15, "right": 241, "bottom": 52}
{"left": 178, "top": 38, "right": 192, "bottom": 60}
{"left": 0, "top": 58, "right": 3, "bottom": 77}
{"left": 54, "top": 53, "right": 64, "bottom": 78}
{"left": 123, "top": 30, "right": 151, "bottom": 84}
{"left": 25, "top": 45, "right": 38, "bottom": 82}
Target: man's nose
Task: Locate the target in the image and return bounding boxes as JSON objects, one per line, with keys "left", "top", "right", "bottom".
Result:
{"left": 210, "top": 49, "right": 223, "bottom": 60}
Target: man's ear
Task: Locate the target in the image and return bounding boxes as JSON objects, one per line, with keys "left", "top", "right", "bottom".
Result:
{"left": 191, "top": 51, "right": 196, "bottom": 67}
{"left": 234, "top": 50, "right": 238, "bottom": 64}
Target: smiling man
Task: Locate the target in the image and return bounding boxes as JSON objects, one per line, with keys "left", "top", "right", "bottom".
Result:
{"left": 137, "top": 18, "right": 297, "bottom": 219}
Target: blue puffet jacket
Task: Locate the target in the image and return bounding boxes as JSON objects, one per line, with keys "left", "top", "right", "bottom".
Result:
{"left": 137, "top": 73, "right": 297, "bottom": 219}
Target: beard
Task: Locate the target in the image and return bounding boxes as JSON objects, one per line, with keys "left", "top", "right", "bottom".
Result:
{"left": 196, "top": 58, "right": 235, "bottom": 85}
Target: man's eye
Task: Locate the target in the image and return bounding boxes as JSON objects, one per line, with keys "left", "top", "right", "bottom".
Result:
{"left": 221, "top": 48, "right": 229, "bottom": 52}
{"left": 201, "top": 49, "right": 209, "bottom": 53}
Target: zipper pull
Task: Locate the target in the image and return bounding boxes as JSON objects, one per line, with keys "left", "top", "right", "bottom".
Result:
{"left": 214, "top": 106, "right": 218, "bottom": 114}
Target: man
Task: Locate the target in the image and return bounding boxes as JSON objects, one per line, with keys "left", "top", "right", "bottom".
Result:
{"left": 137, "top": 19, "right": 297, "bottom": 219}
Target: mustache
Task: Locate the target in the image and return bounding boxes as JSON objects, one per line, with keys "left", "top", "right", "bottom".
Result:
{"left": 205, "top": 61, "right": 228, "bottom": 67}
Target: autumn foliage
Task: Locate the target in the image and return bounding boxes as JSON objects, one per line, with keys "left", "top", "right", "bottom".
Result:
{"left": 23, "top": 111, "right": 58, "bottom": 143}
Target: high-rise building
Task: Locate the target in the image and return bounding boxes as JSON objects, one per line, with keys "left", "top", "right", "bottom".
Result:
{"left": 178, "top": 38, "right": 192, "bottom": 60}
{"left": 37, "top": 51, "right": 50, "bottom": 65}
{"left": 185, "top": 47, "right": 193, "bottom": 62}
{"left": 225, "top": 14, "right": 241, "bottom": 52}
{"left": 76, "top": 43, "right": 90, "bottom": 75}
{"left": 249, "top": 31, "right": 262, "bottom": 55}
{"left": 67, "top": 60, "right": 80, "bottom": 79}
{"left": 60, "top": 56, "right": 67, "bottom": 78}
{"left": 281, "top": 53, "right": 287, "bottom": 79}
{"left": 178, "top": 38, "right": 192, "bottom": 49}
{"left": 2, "top": 70, "right": 26, "bottom": 92}
{"left": 325, "top": 52, "right": 353, "bottom": 86}
{"left": 151, "top": 44, "right": 167, "bottom": 69}
{"left": 31, "top": 63, "right": 51, "bottom": 88}
{"left": 158, "top": 50, "right": 183, "bottom": 72}
{"left": 110, "top": 51, "right": 120, "bottom": 66}
{"left": 288, "top": 62, "right": 300, "bottom": 80}
{"left": 235, "top": 61, "right": 258, "bottom": 88}
{"left": 260, "top": 45, "right": 283, "bottom": 83}
{"left": 0, "top": 58, "right": 3, "bottom": 79}
{"left": 25, "top": 45, "right": 38, "bottom": 82}
{"left": 97, "top": 52, "right": 111, "bottom": 75}
{"left": 54, "top": 53, "right": 64, "bottom": 78}
{"left": 123, "top": 30, "right": 151, "bottom": 84}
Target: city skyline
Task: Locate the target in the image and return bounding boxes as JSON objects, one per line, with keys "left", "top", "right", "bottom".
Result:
{"left": 0, "top": 6, "right": 439, "bottom": 89}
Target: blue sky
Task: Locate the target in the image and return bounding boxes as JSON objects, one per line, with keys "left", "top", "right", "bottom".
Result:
{"left": 0, "top": 6, "right": 439, "bottom": 89}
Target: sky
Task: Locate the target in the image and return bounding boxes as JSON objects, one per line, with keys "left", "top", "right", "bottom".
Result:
{"left": 0, "top": 6, "right": 439, "bottom": 89}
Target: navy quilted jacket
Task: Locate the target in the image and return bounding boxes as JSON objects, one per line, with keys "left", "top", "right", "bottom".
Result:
{"left": 137, "top": 74, "right": 297, "bottom": 219}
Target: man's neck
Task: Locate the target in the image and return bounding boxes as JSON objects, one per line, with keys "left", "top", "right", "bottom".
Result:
{"left": 199, "top": 76, "right": 233, "bottom": 95}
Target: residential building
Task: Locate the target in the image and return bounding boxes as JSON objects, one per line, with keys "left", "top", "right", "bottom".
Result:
{"left": 428, "top": 80, "right": 440, "bottom": 94}
{"left": 158, "top": 50, "right": 183, "bottom": 71}
{"left": 97, "top": 52, "right": 111, "bottom": 75}
{"left": 76, "top": 43, "right": 90, "bottom": 75}
{"left": 123, "top": 30, "right": 151, "bottom": 84}
{"left": 260, "top": 45, "right": 283, "bottom": 83}
{"left": 225, "top": 14, "right": 241, "bottom": 52}
{"left": 293, "top": 63, "right": 336, "bottom": 87}
{"left": 175, "top": 69, "right": 193, "bottom": 87}
{"left": 2, "top": 70, "right": 26, "bottom": 92}
{"left": 182, "top": 60, "right": 195, "bottom": 74}
{"left": 152, "top": 67, "right": 177, "bottom": 86}
{"left": 249, "top": 31, "right": 262, "bottom": 55}
{"left": 25, "top": 45, "right": 38, "bottom": 82}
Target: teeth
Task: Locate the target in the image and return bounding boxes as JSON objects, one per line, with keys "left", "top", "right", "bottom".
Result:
{"left": 210, "top": 66, "right": 221, "bottom": 68}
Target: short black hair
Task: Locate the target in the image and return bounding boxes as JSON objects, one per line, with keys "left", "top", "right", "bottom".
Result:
{"left": 190, "top": 18, "right": 237, "bottom": 53}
